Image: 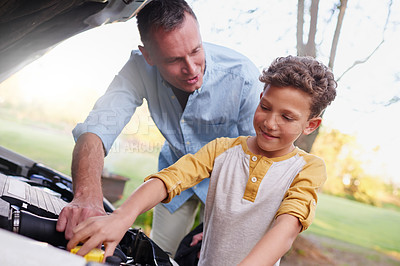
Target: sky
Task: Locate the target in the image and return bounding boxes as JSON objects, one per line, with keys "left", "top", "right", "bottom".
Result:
{"left": 1, "top": 0, "right": 399, "bottom": 183}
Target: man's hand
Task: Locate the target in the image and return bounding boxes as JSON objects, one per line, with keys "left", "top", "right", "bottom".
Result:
{"left": 190, "top": 232, "right": 203, "bottom": 259}
{"left": 56, "top": 198, "right": 106, "bottom": 240}
{"left": 190, "top": 232, "right": 203, "bottom": 247}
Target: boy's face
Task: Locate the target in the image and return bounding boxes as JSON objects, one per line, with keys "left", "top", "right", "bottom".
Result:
{"left": 252, "top": 85, "right": 321, "bottom": 158}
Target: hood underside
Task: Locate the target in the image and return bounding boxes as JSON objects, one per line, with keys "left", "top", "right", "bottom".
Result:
{"left": 0, "top": 0, "right": 149, "bottom": 83}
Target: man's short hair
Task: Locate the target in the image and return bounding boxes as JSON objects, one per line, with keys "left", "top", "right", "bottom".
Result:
{"left": 260, "top": 56, "right": 337, "bottom": 118}
{"left": 137, "top": 0, "right": 197, "bottom": 45}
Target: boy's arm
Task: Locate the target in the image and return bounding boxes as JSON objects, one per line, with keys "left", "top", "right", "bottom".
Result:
{"left": 239, "top": 154, "right": 325, "bottom": 265}
{"left": 146, "top": 138, "right": 222, "bottom": 202}
{"left": 238, "top": 214, "right": 301, "bottom": 266}
{"left": 66, "top": 178, "right": 167, "bottom": 260}
{"left": 67, "top": 138, "right": 223, "bottom": 260}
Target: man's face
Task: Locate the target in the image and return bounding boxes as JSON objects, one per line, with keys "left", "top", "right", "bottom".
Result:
{"left": 140, "top": 12, "right": 205, "bottom": 93}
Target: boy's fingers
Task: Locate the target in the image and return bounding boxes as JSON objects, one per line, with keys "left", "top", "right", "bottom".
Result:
{"left": 103, "top": 242, "right": 118, "bottom": 262}
{"left": 67, "top": 221, "right": 93, "bottom": 251}
{"left": 75, "top": 236, "right": 102, "bottom": 256}
{"left": 67, "top": 236, "right": 80, "bottom": 251}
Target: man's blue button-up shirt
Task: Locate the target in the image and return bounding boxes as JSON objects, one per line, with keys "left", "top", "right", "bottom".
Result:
{"left": 73, "top": 42, "right": 263, "bottom": 213}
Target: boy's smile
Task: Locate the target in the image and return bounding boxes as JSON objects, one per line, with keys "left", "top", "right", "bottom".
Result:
{"left": 248, "top": 85, "right": 321, "bottom": 158}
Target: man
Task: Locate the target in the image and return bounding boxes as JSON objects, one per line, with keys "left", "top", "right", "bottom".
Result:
{"left": 57, "top": 0, "right": 262, "bottom": 257}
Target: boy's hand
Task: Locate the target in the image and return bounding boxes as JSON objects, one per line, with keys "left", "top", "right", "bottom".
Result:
{"left": 66, "top": 177, "right": 167, "bottom": 261}
{"left": 66, "top": 212, "right": 130, "bottom": 261}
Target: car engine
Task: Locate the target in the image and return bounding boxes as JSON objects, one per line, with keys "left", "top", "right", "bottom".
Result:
{"left": 0, "top": 146, "right": 174, "bottom": 266}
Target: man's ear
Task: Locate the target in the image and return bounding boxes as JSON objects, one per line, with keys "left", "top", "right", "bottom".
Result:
{"left": 138, "top": 45, "right": 154, "bottom": 66}
{"left": 303, "top": 117, "right": 322, "bottom": 135}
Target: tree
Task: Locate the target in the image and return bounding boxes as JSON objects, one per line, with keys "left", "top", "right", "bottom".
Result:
{"left": 295, "top": 0, "right": 394, "bottom": 152}
{"left": 295, "top": 0, "right": 348, "bottom": 152}
{"left": 290, "top": 0, "right": 393, "bottom": 258}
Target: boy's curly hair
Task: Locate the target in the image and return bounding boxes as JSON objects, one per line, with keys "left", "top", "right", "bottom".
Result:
{"left": 260, "top": 56, "right": 337, "bottom": 119}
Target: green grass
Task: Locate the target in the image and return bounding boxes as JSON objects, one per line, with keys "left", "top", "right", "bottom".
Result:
{"left": 306, "top": 193, "right": 400, "bottom": 255}
{"left": 0, "top": 117, "right": 75, "bottom": 174}
{"left": 104, "top": 149, "right": 159, "bottom": 202}
{"left": 0, "top": 115, "right": 158, "bottom": 230}
{"left": 0, "top": 115, "right": 158, "bottom": 192}
{"left": 102, "top": 145, "right": 159, "bottom": 231}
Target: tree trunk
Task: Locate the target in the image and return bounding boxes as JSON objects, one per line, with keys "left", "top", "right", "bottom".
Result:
{"left": 294, "top": 0, "right": 347, "bottom": 152}
{"left": 295, "top": 0, "right": 320, "bottom": 151}
{"left": 329, "top": 0, "right": 348, "bottom": 69}
{"left": 297, "top": 0, "right": 305, "bottom": 54}
{"left": 295, "top": 128, "right": 321, "bottom": 152}
{"left": 305, "top": 0, "right": 319, "bottom": 57}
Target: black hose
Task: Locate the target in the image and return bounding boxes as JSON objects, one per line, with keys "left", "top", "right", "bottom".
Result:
{"left": 18, "top": 209, "right": 68, "bottom": 247}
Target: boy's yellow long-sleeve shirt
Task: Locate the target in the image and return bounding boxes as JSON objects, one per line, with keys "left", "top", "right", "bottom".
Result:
{"left": 145, "top": 136, "right": 326, "bottom": 265}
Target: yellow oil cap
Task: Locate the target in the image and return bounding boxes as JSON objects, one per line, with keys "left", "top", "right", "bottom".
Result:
{"left": 70, "top": 246, "right": 105, "bottom": 262}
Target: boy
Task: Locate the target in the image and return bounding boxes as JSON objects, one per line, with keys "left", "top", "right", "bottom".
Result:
{"left": 67, "top": 55, "right": 337, "bottom": 265}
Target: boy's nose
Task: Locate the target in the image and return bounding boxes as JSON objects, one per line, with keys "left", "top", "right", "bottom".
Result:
{"left": 264, "top": 114, "right": 278, "bottom": 131}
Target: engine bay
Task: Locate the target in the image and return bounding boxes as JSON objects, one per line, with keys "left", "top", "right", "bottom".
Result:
{"left": 0, "top": 146, "right": 174, "bottom": 266}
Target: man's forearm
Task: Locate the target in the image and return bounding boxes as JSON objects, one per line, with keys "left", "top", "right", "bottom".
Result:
{"left": 71, "top": 133, "right": 105, "bottom": 201}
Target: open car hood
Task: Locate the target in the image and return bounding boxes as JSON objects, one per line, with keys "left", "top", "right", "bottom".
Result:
{"left": 0, "top": 0, "right": 150, "bottom": 83}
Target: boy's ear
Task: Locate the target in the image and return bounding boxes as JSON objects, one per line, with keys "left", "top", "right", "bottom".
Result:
{"left": 138, "top": 45, "right": 154, "bottom": 66}
{"left": 303, "top": 117, "right": 322, "bottom": 135}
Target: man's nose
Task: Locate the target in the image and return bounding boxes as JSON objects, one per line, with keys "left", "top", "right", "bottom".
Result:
{"left": 182, "top": 57, "right": 195, "bottom": 74}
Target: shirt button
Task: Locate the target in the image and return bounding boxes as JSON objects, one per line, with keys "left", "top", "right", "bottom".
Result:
{"left": 251, "top": 177, "right": 257, "bottom": 183}
{"left": 171, "top": 95, "right": 176, "bottom": 100}
{"left": 252, "top": 156, "right": 257, "bottom": 162}
{"left": 181, "top": 119, "right": 185, "bottom": 123}
{"left": 186, "top": 141, "right": 190, "bottom": 145}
